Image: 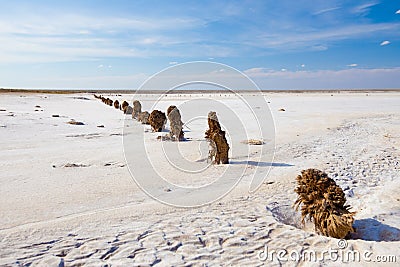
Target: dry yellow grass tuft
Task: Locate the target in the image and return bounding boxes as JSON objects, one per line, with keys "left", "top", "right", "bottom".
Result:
{"left": 241, "top": 139, "right": 264, "bottom": 145}
{"left": 294, "top": 168, "right": 355, "bottom": 239}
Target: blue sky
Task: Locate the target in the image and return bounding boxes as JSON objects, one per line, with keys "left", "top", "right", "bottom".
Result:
{"left": 0, "top": 0, "right": 399, "bottom": 89}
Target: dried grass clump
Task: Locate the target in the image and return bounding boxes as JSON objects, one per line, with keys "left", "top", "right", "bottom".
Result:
{"left": 294, "top": 169, "right": 355, "bottom": 239}
{"left": 242, "top": 139, "right": 264, "bottom": 145}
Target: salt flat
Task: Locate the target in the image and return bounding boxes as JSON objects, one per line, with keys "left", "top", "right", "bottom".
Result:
{"left": 0, "top": 91, "right": 399, "bottom": 266}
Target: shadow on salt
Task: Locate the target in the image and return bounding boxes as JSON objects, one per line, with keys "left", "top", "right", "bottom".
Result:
{"left": 229, "top": 161, "right": 294, "bottom": 167}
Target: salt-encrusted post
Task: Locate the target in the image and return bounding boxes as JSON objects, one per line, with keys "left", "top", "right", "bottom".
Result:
{"left": 167, "top": 105, "right": 184, "bottom": 141}
{"left": 205, "top": 111, "right": 229, "bottom": 164}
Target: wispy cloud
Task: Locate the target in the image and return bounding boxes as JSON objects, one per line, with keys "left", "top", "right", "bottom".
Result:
{"left": 0, "top": 0, "right": 399, "bottom": 91}
{"left": 351, "top": 1, "right": 379, "bottom": 15}
{"left": 252, "top": 23, "right": 399, "bottom": 51}
{"left": 311, "top": 45, "right": 328, "bottom": 51}
{"left": 0, "top": 34, "right": 146, "bottom": 63}
{"left": 244, "top": 68, "right": 273, "bottom": 75}
{"left": 243, "top": 67, "right": 400, "bottom": 89}
{"left": 0, "top": 14, "right": 204, "bottom": 36}
{"left": 0, "top": 10, "right": 208, "bottom": 63}
{"left": 313, "top": 7, "right": 341, "bottom": 15}
{"left": 78, "top": 30, "right": 91, "bottom": 35}
{"left": 0, "top": 1, "right": 398, "bottom": 64}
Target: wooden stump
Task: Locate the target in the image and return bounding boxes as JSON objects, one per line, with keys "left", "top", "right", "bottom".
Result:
{"left": 132, "top": 100, "right": 142, "bottom": 119}
{"left": 167, "top": 105, "right": 184, "bottom": 141}
{"left": 138, "top": 111, "right": 150, "bottom": 124}
{"left": 205, "top": 111, "right": 229, "bottom": 164}
{"left": 123, "top": 105, "right": 133, "bottom": 114}
{"left": 149, "top": 110, "right": 167, "bottom": 132}
{"left": 114, "top": 100, "right": 120, "bottom": 109}
{"left": 121, "top": 101, "right": 129, "bottom": 111}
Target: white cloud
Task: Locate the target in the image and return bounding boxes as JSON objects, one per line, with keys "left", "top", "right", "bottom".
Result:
{"left": 380, "top": 40, "right": 390, "bottom": 46}
{"left": 396, "top": 10, "right": 400, "bottom": 14}
{"left": 97, "top": 64, "right": 104, "bottom": 68}
{"left": 78, "top": 30, "right": 91, "bottom": 35}
{"left": 0, "top": 11, "right": 208, "bottom": 63}
{"left": 243, "top": 68, "right": 272, "bottom": 75}
{"left": 281, "top": 68, "right": 287, "bottom": 72}
{"left": 140, "top": 38, "right": 159, "bottom": 45}
{"left": 249, "top": 22, "right": 399, "bottom": 52}
{"left": 311, "top": 45, "right": 328, "bottom": 51}
{"left": 0, "top": 14, "right": 204, "bottom": 36}
{"left": 301, "top": 64, "right": 305, "bottom": 68}
{"left": 351, "top": 2, "right": 379, "bottom": 15}
{"left": 313, "top": 7, "right": 341, "bottom": 15}
{"left": 0, "top": 2, "right": 398, "bottom": 65}
{"left": 347, "top": 63, "right": 358, "bottom": 67}
{"left": 243, "top": 67, "right": 400, "bottom": 90}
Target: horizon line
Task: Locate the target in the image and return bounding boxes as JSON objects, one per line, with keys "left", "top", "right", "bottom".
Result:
{"left": 1, "top": 88, "right": 400, "bottom": 94}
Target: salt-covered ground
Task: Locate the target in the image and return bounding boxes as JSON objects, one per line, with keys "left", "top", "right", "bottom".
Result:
{"left": 0, "top": 91, "right": 399, "bottom": 266}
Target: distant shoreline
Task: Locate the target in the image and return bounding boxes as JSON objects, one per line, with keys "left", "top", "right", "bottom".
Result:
{"left": 1, "top": 88, "right": 400, "bottom": 94}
